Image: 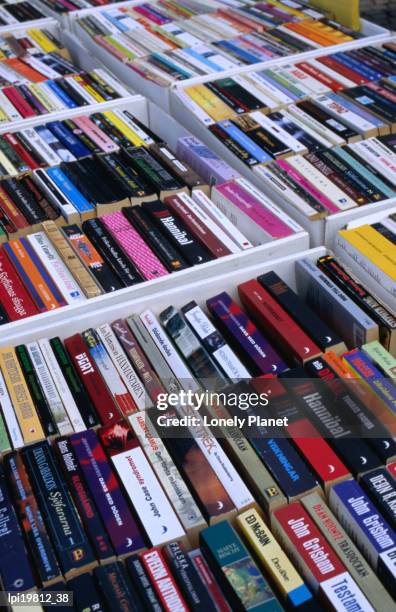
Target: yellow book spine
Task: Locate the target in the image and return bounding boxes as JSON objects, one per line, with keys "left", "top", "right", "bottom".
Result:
{"left": 103, "top": 111, "right": 146, "bottom": 147}
{"left": 73, "top": 76, "right": 105, "bottom": 103}
{"left": 339, "top": 226, "right": 396, "bottom": 281}
{"left": 308, "top": 0, "right": 360, "bottom": 30}
{"left": 27, "top": 28, "right": 58, "bottom": 54}
{"left": 0, "top": 347, "right": 44, "bottom": 444}
{"left": 185, "top": 84, "right": 235, "bottom": 122}
{"left": 28, "top": 83, "right": 57, "bottom": 113}
{"left": 237, "top": 509, "right": 306, "bottom": 599}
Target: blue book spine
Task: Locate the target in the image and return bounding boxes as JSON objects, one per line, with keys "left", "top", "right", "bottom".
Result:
{"left": 182, "top": 47, "right": 223, "bottom": 72}
{"left": 328, "top": 93, "right": 385, "bottom": 128}
{"left": 45, "top": 80, "right": 78, "bottom": 109}
{"left": 215, "top": 40, "right": 260, "bottom": 65}
{"left": 333, "top": 147, "right": 395, "bottom": 198}
{"left": 331, "top": 479, "right": 396, "bottom": 595}
{"left": 0, "top": 466, "right": 36, "bottom": 591}
{"left": 217, "top": 120, "right": 273, "bottom": 163}
{"left": 20, "top": 237, "right": 66, "bottom": 307}
{"left": 2, "top": 242, "right": 46, "bottom": 311}
{"left": 47, "top": 121, "right": 91, "bottom": 158}
{"left": 343, "top": 349, "right": 396, "bottom": 415}
{"left": 46, "top": 167, "right": 94, "bottom": 214}
{"left": 152, "top": 53, "right": 192, "bottom": 78}
{"left": 333, "top": 52, "right": 382, "bottom": 81}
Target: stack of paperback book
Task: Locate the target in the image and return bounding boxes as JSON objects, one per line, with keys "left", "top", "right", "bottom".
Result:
{"left": 0, "top": 250, "right": 395, "bottom": 609}
{"left": 74, "top": 0, "right": 371, "bottom": 88}
{"left": 0, "top": 24, "right": 133, "bottom": 126}
{"left": 334, "top": 214, "right": 396, "bottom": 315}
{"left": 175, "top": 38, "right": 396, "bottom": 220}
{"left": 0, "top": 1, "right": 47, "bottom": 27}
{"left": 0, "top": 104, "right": 305, "bottom": 326}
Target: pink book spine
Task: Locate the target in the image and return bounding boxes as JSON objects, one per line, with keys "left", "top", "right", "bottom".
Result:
{"left": 276, "top": 160, "right": 339, "bottom": 213}
{"left": 101, "top": 211, "right": 169, "bottom": 280}
{"left": 72, "top": 116, "right": 119, "bottom": 153}
{"left": 133, "top": 6, "right": 164, "bottom": 24}
{"left": 216, "top": 181, "right": 293, "bottom": 238}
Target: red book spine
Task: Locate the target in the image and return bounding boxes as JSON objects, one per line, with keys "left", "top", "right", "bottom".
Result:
{"left": 273, "top": 502, "right": 346, "bottom": 589}
{"left": 2, "top": 86, "right": 37, "bottom": 118}
{"left": 64, "top": 334, "right": 119, "bottom": 426}
{"left": 140, "top": 548, "right": 189, "bottom": 612}
{"left": 0, "top": 247, "right": 39, "bottom": 320}
{"left": 296, "top": 61, "right": 344, "bottom": 91}
{"left": 238, "top": 279, "right": 321, "bottom": 364}
{"left": 316, "top": 56, "right": 367, "bottom": 85}
{"left": 0, "top": 185, "right": 29, "bottom": 231}
{"left": 3, "top": 132, "right": 40, "bottom": 170}
{"left": 286, "top": 418, "right": 351, "bottom": 486}
{"left": 164, "top": 194, "right": 231, "bottom": 258}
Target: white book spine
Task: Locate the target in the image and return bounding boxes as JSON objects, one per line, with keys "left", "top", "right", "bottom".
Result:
{"left": 0, "top": 89, "right": 22, "bottom": 122}
{"left": 250, "top": 110, "right": 307, "bottom": 153}
{"left": 177, "top": 403, "right": 254, "bottom": 510}
{"left": 64, "top": 77, "right": 97, "bottom": 104}
{"left": 0, "top": 369, "right": 23, "bottom": 449}
{"left": 286, "top": 156, "right": 357, "bottom": 210}
{"left": 112, "top": 109, "right": 154, "bottom": 145}
{"left": 26, "top": 341, "right": 73, "bottom": 436}
{"left": 281, "top": 65, "right": 330, "bottom": 95}
{"left": 288, "top": 104, "right": 345, "bottom": 146}
{"left": 191, "top": 189, "right": 252, "bottom": 250}
{"left": 32, "top": 170, "right": 78, "bottom": 220}
{"left": 350, "top": 142, "right": 396, "bottom": 185}
{"left": 129, "top": 411, "right": 206, "bottom": 533}
{"left": 96, "top": 323, "right": 149, "bottom": 410}
{"left": 26, "top": 232, "right": 86, "bottom": 305}
{"left": 40, "top": 82, "right": 67, "bottom": 110}
{"left": 176, "top": 191, "right": 240, "bottom": 254}
{"left": 111, "top": 445, "right": 186, "bottom": 546}
{"left": 314, "top": 94, "right": 377, "bottom": 133}
{"left": 21, "top": 128, "right": 61, "bottom": 167}
{"left": 38, "top": 337, "right": 85, "bottom": 432}
{"left": 140, "top": 309, "right": 200, "bottom": 393}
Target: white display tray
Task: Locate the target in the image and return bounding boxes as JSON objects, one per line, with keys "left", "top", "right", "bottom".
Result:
{"left": 69, "top": 5, "right": 390, "bottom": 113}
{"left": 0, "top": 246, "right": 326, "bottom": 347}
{"left": 0, "top": 95, "right": 309, "bottom": 345}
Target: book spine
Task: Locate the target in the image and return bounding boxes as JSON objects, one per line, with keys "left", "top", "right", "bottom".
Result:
{"left": 70, "top": 429, "right": 145, "bottom": 556}
{"left": 65, "top": 333, "right": 119, "bottom": 426}
{"left": 22, "top": 441, "right": 96, "bottom": 577}
{"left": 329, "top": 480, "right": 396, "bottom": 595}
{"left": 0, "top": 369, "right": 23, "bottom": 449}
{"left": 272, "top": 501, "right": 371, "bottom": 608}
{"left": 112, "top": 318, "right": 163, "bottom": 405}
{"left": 0, "top": 347, "right": 44, "bottom": 444}
{"left": 82, "top": 327, "right": 136, "bottom": 417}
{"left": 301, "top": 492, "right": 393, "bottom": 610}
{"left": 0, "top": 465, "right": 35, "bottom": 592}
{"left": 96, "top": 323, "right": 146, "bottom": 412}
{"left": 237, "top": 508, "right": 313, "bottom": 608}
{"left": 55, "top": 436, "right": 115, "bottom": 561}
{"left": 99, "top": 421, "right": 186, "bottom": 547}
{"left": 129, "top": 411, "right": 206, "bottom": 541}
{"left": 4, "top": 452, "right": 61, "bottom": 586}
{"left": 140, "top": 548, "right": 189, "bottom": 612}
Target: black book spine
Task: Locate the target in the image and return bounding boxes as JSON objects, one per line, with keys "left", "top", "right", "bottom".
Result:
{"left": 15, "top": 344, "right": 57, "bottom": 437}
{"left": 82, "top": 217, "right": 143, "bottom": 287}
{"left": 50, "top": 336, "right": 98, "bottom": 427}
{"left": 122, "top": 205, "right": 189, "bottom": 272}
